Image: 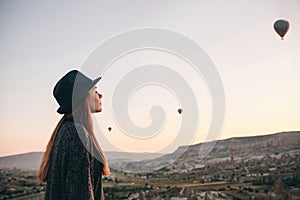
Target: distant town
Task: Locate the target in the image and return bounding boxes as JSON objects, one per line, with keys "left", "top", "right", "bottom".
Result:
{"left": 0, "top": 131, "right": 299, "bottom": 200}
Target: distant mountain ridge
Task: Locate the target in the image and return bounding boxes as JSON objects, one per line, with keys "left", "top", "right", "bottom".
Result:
{"left": 0, "top": 152, "right": 43, "bottom": 171}
{"left": 0, "top": 151, "right": 164, "bottom": 171}
{"left": 0, "top": 131, "right": 299, "bottom": 171}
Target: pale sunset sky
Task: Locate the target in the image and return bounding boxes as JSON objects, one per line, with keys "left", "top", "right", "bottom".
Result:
{"left": 0, "top": 1, "right": 299, "bottom": 156}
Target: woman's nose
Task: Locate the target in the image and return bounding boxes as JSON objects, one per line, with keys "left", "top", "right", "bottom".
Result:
{"left": 98, "top": 93, "right": 102, "bottom": 99}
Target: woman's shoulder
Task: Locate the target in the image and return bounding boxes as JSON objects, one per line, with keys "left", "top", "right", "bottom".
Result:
{"left": 58, "top": 121, "right": 90, "bottom": 144}
{"left": 60, "top": 121, "right": 87, "bottom": 133}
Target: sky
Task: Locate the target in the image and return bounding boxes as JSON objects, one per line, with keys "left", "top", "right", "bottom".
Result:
{"left": 0, "top": 0, "right": 299, "bottom": 156}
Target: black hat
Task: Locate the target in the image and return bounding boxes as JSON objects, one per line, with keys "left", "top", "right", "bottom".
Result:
{"left": 53, "top": 70, "right": 101, "bottom": 114}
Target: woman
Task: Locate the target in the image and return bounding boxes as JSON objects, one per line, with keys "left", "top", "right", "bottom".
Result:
{"left": 38, "top": 70, "right": 110, "bottom": 200}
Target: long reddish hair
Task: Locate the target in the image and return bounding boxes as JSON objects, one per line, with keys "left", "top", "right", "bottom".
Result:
{"left": 37, "top": 97, "right": 110, "bottom": 182}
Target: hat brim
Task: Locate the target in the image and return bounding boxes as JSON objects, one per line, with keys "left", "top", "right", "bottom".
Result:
{"left": 57, "top": 76, "right": 101, "bottom": 114}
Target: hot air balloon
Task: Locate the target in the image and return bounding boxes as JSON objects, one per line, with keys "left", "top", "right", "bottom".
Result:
{"left": 274, "top": 19, "right": 290, "bottom": 40}
{"left": 108, "top": 127, "right": 112, "bottom": 132}
{"left": 177, "top": 108, "right": 183, "bottom": 114}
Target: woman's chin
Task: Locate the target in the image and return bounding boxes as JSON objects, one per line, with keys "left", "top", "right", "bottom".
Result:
{"left": 91, "top": 108, "right": 102, "bottom": 113}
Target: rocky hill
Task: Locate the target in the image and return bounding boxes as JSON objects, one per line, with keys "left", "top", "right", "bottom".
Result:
{"left": 110, "top": 131, "right": 300, "bottom": 172}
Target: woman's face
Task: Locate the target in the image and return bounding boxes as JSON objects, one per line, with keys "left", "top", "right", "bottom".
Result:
{"left": 87, "top": 86, "right": 102, "bottom": 113}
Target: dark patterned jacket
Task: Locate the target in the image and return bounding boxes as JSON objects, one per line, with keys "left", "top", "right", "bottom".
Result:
{"left": 44, "top": 119, "right": 103, "bottom": 200}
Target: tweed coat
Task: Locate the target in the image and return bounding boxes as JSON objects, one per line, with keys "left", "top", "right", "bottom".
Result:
{"left": 44, "top": 118, "right": 104, "bottom": 200}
